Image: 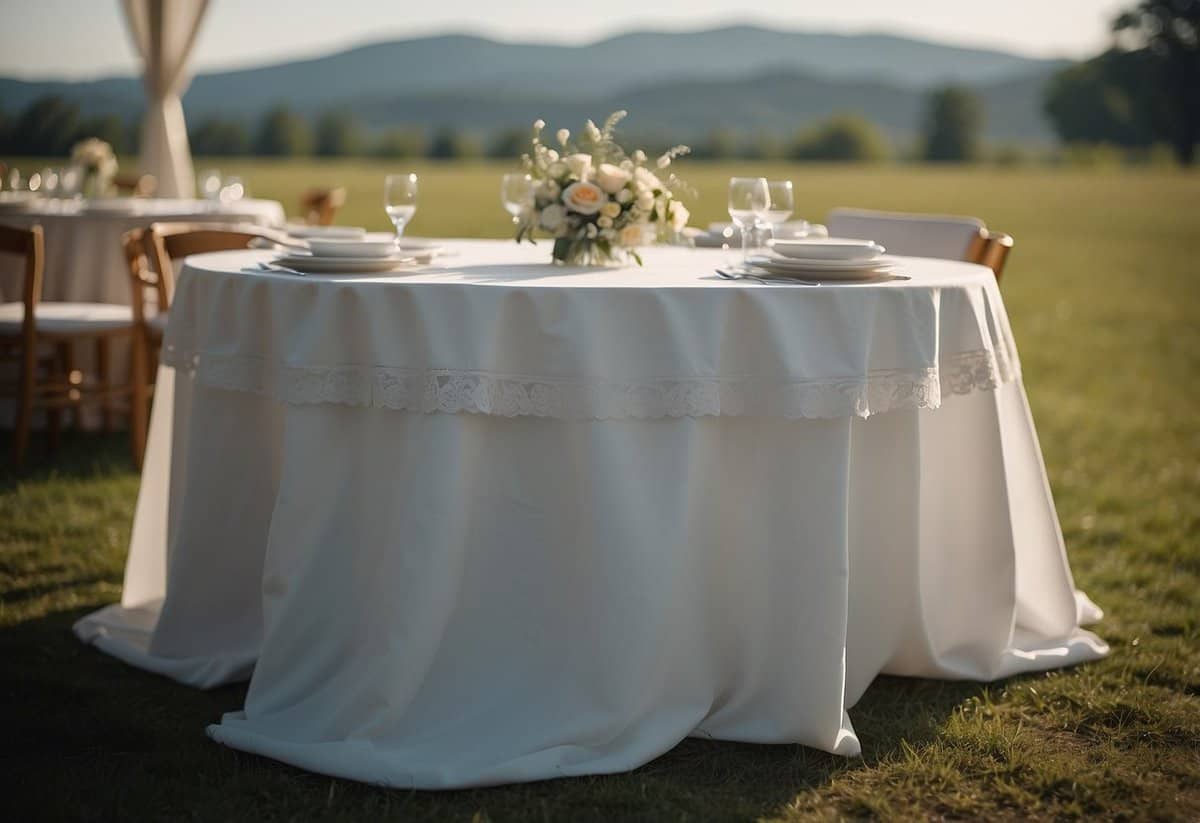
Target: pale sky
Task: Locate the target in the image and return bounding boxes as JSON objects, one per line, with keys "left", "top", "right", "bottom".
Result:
{"left": 1, "top": 0, "right": 1128, "bottom": 80}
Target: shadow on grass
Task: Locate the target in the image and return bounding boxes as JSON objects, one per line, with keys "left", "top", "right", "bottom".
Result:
{"left": 0, "top": 600, "right": 1019, "bottom": 822}
{"left": 0, "top": 430, "right": 137, "bottom": 492}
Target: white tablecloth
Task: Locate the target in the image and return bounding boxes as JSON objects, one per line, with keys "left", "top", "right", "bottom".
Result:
{"left": 75, "top": 241, "right": 1107, "bottom": 788}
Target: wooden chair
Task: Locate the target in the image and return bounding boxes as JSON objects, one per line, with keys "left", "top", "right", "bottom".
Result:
{"left": 125, "top": 222, "right": 276, "bottom": 466}
{"left": 1, "top": 224, "right": 135, "bottom": 464}
{"left": 299, "top": 187, "right": 346, "bottom": 225}
{"left": 979, "top": 231, "right": 1014, "bottom": 282}
{"left": 113, "top": 173, "right": 158, "bottom": 197}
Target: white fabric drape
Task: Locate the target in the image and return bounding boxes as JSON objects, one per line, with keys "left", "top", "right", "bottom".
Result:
{"left": 122, "top": 0, "right": 210, "bottom": 198}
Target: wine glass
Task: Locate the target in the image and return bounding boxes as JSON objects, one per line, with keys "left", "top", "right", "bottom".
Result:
{"left": 762, "top": 180, "right": 795, "bottom": 245}
{"left": 500, "top": 173, "right": 534, "bottom": 227}
{"left": 384, "top": 173, "right": 418, "bottom": 237}
{"left": 727, "top": 177, "right": 770, "bottom": 271}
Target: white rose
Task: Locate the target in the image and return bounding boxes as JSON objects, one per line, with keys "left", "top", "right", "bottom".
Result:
{"left": 594, "top": 162, "right": 632, "bottom": 194}
{"left": 561, "top": 181, "right": 606, "bottom": 215}
{"left": 540, "top": 204, "right": 567, "bottom": 231}
{"left": 600, "top": 201, "right": 621, "bottom": 219}
{"left": 619, "top": 224, "right": 644, "bottom": 247}
{"left": 597, "top": 215, "right": 613, "bottom": 229}
{"left": 616, "top": 188, "right": 633, "bottom": 204}
{"left": 565, "top": 153, "right": 592, "bottom": 180}
{"left": 669, "top": 201, "right": 690, "bottom": 232}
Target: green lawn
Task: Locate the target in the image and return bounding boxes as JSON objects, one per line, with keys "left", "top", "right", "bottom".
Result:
{"left": 3, "top": 162, "right": 1199, "bottom": 821}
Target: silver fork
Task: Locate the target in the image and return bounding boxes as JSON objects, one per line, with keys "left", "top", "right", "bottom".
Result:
{"left": 243, "top": 261, "right": 307, "bottom": 277}
{"left": 715, "top": 268, "right": 819, "bottom": 286}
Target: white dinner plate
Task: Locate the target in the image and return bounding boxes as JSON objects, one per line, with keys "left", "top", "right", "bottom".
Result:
{"left": 307, "top": 238, "right": 401, "bottom": 258}
{"left": 748, "top": 254, "right": 897, "bottom": 271}
{"left": 769, "top": 238, "right": 884, "bottom": 261}
{"left": 748, "top": 255, "right": 896, "bottom": 281}
{"left": 286, "top": 225, "right": 367, "bottom": 239}
{"left": 273, "top": 254, "right": 417, "bottom": 273}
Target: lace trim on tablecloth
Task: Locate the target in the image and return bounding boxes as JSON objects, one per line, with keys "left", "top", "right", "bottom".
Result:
{"left": 160, "top": 344, "right": 1018, "bottom": 420}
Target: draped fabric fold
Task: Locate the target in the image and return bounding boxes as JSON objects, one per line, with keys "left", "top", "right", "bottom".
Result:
{"left": 122, "top": 0, "right": 210, "bottom": 198}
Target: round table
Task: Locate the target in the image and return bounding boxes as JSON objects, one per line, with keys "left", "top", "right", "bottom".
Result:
{"left": 0, "top": 197, "right": 286, "bottom": 304}
{"left": 75, "top": 241, "right": 1108, "bottom": 789}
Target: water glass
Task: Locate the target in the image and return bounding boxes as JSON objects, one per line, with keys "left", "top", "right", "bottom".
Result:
{"left": 728, "top": 177, "right": 770, "bottom": 270}
{"left": 500, "top": 173, "right": 534, "bottom": 226}
{"left": 762, "top": 180, "right": 795, "bottom": 244}
{"left": 384, "top": 173, "right": 419, "bottom": 237}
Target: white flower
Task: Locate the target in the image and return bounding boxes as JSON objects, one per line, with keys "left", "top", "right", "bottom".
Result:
{"left": 546, "top": 149, "right": 560, "bottom": 162}
{"left": 635, "top": 190, "right": 655, "bottom": 211}
{"left": 562, "top": 181, "right": 606, "bottom": 215}
{"left": 619, "top": 224, "right": 644, "bottom": 247}
{"left": 533, "top": 119, "right": 546, "bottom": 130}
{"left": 556, "top": 129, "right": 570, "bottom": 146}
{"left": 594, "top": 162, "right": 632, "bottom": 195}
{"left": 634, "top": 166, "right": 664, "bottom": 192}
{"left": 537, "top": 180, "right": 561, "bottom": 201}
{"left": 669, "top": 201, "right": 690, "bottom": 232}
{"left": 597, "top": 215, "right": 613, "bottom": 229}
{"left": 565, "top": 153, "right": 592, "bottom": 180}
{"left": 586, "top": 223, "right": 599, "bottom": 239}
{"left": 616, "top": 188, "right": 633, "bottom": 204}
{"left": 548, "top": 161, "right": 567, "bottom": 179}
{"left": 540, "top": 204, "right": 567, "bottom": 231}
{"left": 632, "top": 149, "right": 646, "bottom": 164}
{"left": 600, "top": 201, "right": 621, "bottom": 219}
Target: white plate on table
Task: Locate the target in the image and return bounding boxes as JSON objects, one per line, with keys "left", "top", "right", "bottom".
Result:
{"left": 769, "top": 238, "right": 884, "bottom": 261}
{"left": 748, "top": 254, "right": 897, "bottom": 281}
{"left": 286, "top": 225, "right": 367, "bottom": 239}
{"left": 273, "top": 253, "right": 417, "bottom": 273}
{"left": 307, "top": 238, "right": 401, "bottom": 258}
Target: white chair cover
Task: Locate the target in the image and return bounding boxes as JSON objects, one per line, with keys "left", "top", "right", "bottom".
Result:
{"left": 827, "top": 207, "right": 985, "bottom": 261}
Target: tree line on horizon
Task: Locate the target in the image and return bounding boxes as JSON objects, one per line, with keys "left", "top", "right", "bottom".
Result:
{"left": 0, "top": 86, "right": 1006, "bottom": 166}
{"left": 1, "top": 1, "right": 1193, "bottom": 167}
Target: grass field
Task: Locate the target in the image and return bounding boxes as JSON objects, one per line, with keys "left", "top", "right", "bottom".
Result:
{"left": 3, "top": 161, "right": 1199, "bottom": 821}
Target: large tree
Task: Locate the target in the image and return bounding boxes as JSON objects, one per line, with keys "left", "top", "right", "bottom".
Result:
{"left": 253, "top": 107, "right": 312, "bottom": 157}
{"left": 922, "top": 86, "right": 983, "bottom": 162}
{"left": 1045, "top": 1, "right": 1199, "bottom": 164}
{"left": 1113, "top": 0, "right": 1200, "bottom": 164}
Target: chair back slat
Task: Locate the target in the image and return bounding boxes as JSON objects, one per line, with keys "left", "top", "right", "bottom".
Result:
{"left": 145, "top": 222, "right": 276, "bottom": 307}
{"left": 827, "top": 207, "right": 988, "bottom": 263}
{"left": 300, "top": 187, "right": 346, "bottom": 226}
{"left": 980, "top": 231, "right": 1015, "bottom": 281}
{"left": 0, "top": 223, "right": 44, "bottom": 326}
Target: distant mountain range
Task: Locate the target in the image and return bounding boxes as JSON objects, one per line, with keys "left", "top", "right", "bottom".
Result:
{"left": 0, "top": 26, "right": 1071, "bottom": 144}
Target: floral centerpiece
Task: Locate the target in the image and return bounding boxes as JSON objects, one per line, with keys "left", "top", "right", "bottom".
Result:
{"left": 70, "top": 138, "right": 118, "bottom": 198}
{"left": 516, "top": 111, "right": 691, "bottom": 266}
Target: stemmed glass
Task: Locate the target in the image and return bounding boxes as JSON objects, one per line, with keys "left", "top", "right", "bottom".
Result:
{"left": 500, "top": 173, "right": 534, "bottom": 227}
{"left": 384, "top": 173, "right": 418, "bottom": 237}
{"left": 728, "top": 177, "right": 770, "bottom": 271}
{"left": 198, "top": 169, "right": 222, "bottom": 201}
{"left": 761, "top": 180, "right": 795, "bottom": 245}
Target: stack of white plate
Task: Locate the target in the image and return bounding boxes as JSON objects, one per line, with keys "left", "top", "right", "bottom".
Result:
{"left": 748, "top": 238, "right": 893, "bottom": 281}
{"left": 272, "top": 234, "right": 444, "bottom": 273}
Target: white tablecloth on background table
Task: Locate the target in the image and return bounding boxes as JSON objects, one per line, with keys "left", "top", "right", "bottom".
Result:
{"left": 74, "top": 241, "right": 1108, "bottom": 789}
{"left": 0, "top": 198, "right": 286, "bottom": 304}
